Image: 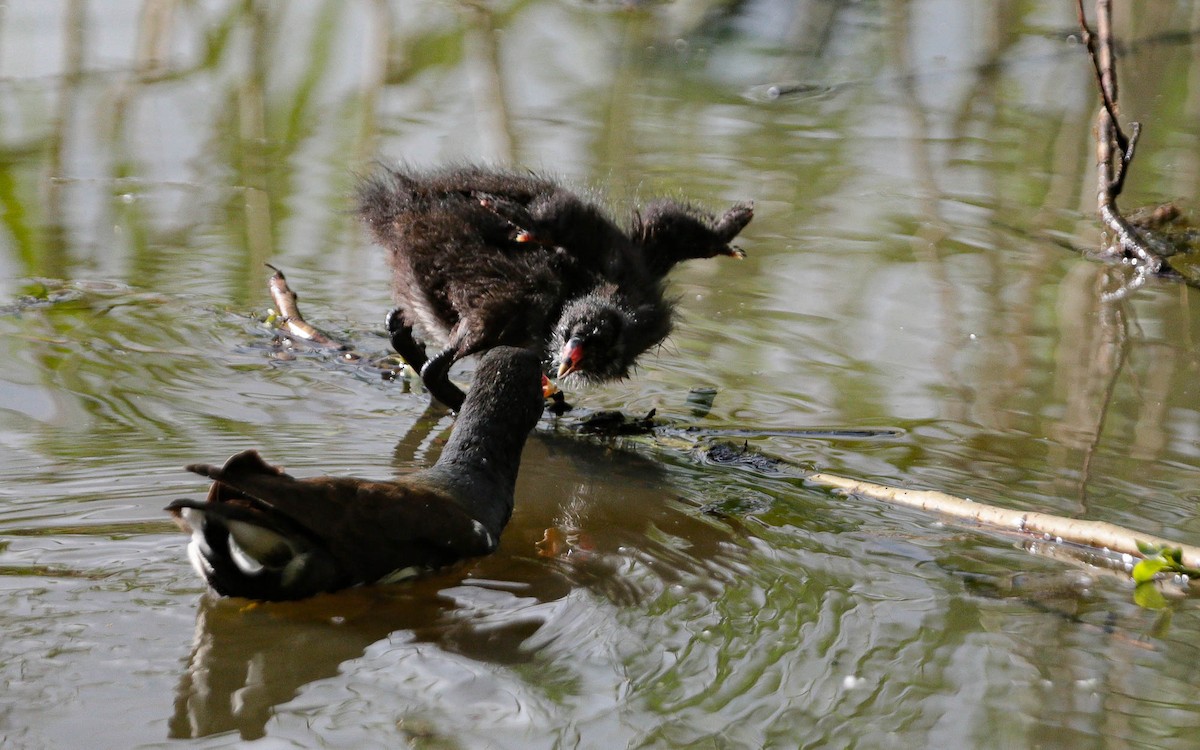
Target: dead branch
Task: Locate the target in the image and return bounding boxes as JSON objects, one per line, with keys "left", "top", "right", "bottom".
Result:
{"left": 265, "top": 264, "right": 349, "bottom": 350}
{"left": 1075, "top": 0, "right": 1127, "bottom": 155}
{"left": 692, "top": 441, "right": 1199, "bottom": 581}
{"left": 1077, "top": 0, "right": 1162, "bottom": 281}
{"left": 805, "top": 470, "right": 1200, "bottom": 570}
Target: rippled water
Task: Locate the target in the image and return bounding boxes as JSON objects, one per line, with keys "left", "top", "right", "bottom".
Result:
{"left": 4, "top": 1, "right": 1200, "bottom": 748}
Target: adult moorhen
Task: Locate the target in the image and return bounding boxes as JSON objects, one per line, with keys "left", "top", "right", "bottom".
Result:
{"left": 356, "top": 164, "right": 753, "bottom": 410}
{"left": 165, "top": 346, "right": 543, "bottom": 601}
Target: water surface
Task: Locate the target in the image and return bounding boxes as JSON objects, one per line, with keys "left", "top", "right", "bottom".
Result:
{"left": 3, "top": 1, "right": 1200, "bottom": 747}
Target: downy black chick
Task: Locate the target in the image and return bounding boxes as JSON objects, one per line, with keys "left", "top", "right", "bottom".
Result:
{"left": 356, "top": 164, "right": 752, "bottom": 410}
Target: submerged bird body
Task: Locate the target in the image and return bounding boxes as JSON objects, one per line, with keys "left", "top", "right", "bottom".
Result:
{"left": 356, "top": 164, "right": 753, "bottom": 410}
{"left": 166, "top": 346, "right": 543, "bottom": 601}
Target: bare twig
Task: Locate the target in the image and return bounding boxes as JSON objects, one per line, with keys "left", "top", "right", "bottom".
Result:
{"left": 682, "top": 440, "right": 1200, "bottom": 577}
{"left": 265, "top": 264, "right": 349, "bottom": 350}
{"left": 1077, "top": 0, "right": 1162, "bottom": 276}
{"left": 806, "top": 471, "right": 1200, "bottom": 570}
{"left": 1075, "top": 0, "right": 1128, "bottom": 155}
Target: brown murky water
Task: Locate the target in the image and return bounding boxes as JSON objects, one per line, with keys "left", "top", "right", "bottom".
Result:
{"left": 4, "top": 1, "right": 1200, "bottom": 747}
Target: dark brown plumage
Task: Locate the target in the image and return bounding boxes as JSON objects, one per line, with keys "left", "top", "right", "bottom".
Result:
{"left": 356, "top": 164, "right": 753, "bottom": 410}
{"left": 633, "top": 199, "right": 754, "bottom": 278}
{"left": 165, "top": 346, "right": 543, "bottom": 601}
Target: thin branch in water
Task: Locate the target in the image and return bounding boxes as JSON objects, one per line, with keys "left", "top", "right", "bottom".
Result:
{"left": 688, "top": 441, "right": 1200, "bottom": 577}
{"left": 1077, "top": 0, "right": 1162, "bottom": 278}
{"left": 804, "top": 470, "right": 1200, "bottom": 573}
{"left": 265, "top": 264, "right": 349, "bottom": 351}
{"left": 1099, "top": 260, "right": 1153, "bottom": 303}
{"left": 1074, "top": 0, "right": 1128, "bottom": 155}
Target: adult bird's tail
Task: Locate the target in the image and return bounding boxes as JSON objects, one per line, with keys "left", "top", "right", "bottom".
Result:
{"left": 166, "top": 450, "right": 343, "bottom": 601}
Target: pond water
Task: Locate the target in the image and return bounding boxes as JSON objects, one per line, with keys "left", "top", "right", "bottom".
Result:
{"left": 3, "top": 1, "right": 1200, "bottom": 747}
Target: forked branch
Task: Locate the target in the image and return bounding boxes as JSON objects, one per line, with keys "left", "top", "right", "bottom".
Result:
{"left": 1076, "top": 0, "right": 1162, "bottom": 285}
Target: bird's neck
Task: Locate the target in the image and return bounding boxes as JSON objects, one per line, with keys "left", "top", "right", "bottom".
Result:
{"left": 436, "top": 408, "right": 526, "bottom": 491}
{"left": 429, "top": 367, "right": 539, "bottom": 532}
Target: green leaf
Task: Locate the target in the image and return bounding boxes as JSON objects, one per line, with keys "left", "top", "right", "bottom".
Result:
{"left": 1134, "top": 581, "right": 1169, "bottom": 610}
{"left": 1135, "top": 540, "right": 1161, "bottom": 556}
{"left": 1132, "top": 558, "right": 1169, "bottom": 583}
{"left": 1164, "top": 547, "right": 1184, "bottom": 565}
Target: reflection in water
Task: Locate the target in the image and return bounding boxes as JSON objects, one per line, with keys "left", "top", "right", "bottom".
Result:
{"left": 39, "top": 0, "right": 87, "bottom": 280}
{"left": 170, "top": 577, "right": 472, "bottom": 739}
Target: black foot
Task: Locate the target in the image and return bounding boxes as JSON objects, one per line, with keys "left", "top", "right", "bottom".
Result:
{"left": 386, "top": 308, "right": 429, "bottom": 372}
{"left": 420, "top": 346, "right": 467, "bottom": 412}
{"left": 546, "top": 390, "right": 572, "bottom": 416}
